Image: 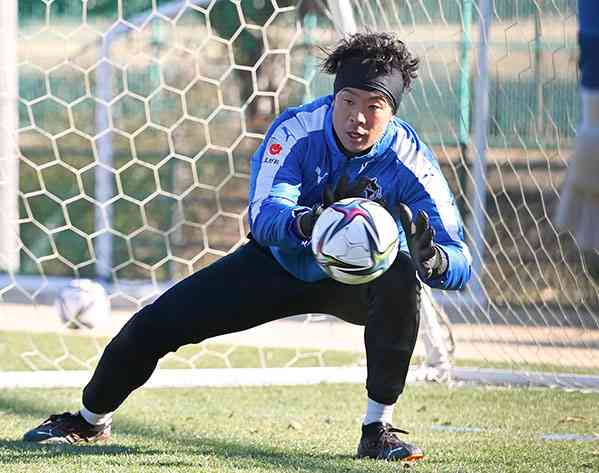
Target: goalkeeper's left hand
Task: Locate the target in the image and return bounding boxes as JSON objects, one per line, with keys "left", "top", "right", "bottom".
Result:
{"left": 555, "top": 127, "right": 599, "bottom": 252}
{"left": 398, "top": 203, "right": 448, "bottom": 280}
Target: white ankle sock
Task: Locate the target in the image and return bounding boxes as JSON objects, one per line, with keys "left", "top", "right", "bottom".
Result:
{"left": 80, "top": 405, "right": 113, "bottom": 426}
{"left": 363, "top": 398, "right": 395, "bottom": 426}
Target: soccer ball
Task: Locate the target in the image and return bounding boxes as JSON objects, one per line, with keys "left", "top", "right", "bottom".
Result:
{"left": 311, "top": 197, "right": 399, "bottom": 285}
{"left": 55, "top": 279, "right": 110, "bottom": 330}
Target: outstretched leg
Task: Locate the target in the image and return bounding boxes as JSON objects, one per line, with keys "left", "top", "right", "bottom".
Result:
{"left": 23, "top": 240, "right": 320, "bottom": 443}
{"left": 83, "top": 241, "right": 314, "bottom": 414}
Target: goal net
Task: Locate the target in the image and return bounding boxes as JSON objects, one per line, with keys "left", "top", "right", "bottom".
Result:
{"left": 1, "top": 0, "right": 597, "bottom": 390}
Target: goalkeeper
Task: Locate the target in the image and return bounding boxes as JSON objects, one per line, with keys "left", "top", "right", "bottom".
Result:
{"left": 556, "top": 0, "right": 599, "bottom": 278}
{"left": 23, "top": 32, "right": 471, "bottom": 463}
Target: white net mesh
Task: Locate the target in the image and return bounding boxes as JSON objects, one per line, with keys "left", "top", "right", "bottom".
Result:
{"left": 1, "top": 0, "right": 598, "bottom": 387}
{"left": 343, "top": 0, "right": 599, "bottom": 376}
{"left": 1, "top": 0, "right": 365, "bottom": 375}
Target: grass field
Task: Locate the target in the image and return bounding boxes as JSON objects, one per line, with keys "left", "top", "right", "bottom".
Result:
{"left": 1, "top": 384, "right": 598, "bottom": 473}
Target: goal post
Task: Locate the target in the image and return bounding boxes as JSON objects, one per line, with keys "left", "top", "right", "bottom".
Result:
{"left": 0, "top": 0, "right": 19, "bottom": 273}
{"left": 466, "top": 0, "right": 492, "bottom": 307}
{"left": 93, "top": 0, "right": 215, "bottom": 281}
{"left": 1, "top": 0, "right": 598, "bottom": 391}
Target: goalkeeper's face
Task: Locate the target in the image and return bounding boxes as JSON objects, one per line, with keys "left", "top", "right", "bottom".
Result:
{"left": 333, "top": 88, "right": 394, "bottom": 154}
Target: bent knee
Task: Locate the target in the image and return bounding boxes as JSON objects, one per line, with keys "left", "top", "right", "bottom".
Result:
{"left": 378, "top": 251, "right": 420, "bottom": 289}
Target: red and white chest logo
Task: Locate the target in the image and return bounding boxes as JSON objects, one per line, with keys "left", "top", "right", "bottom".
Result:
{"left": 269, "top": 143, "right": 282, "bottom": 155}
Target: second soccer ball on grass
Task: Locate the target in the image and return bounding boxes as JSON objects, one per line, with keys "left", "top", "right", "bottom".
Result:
{"left": 55, "top": 279, "right": 110, "bottom": 330}
{"left": 311, "top": 198, "right": 399, "bottom": 285}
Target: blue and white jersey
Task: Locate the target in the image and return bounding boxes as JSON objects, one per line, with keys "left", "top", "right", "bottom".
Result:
{"left": 248, "top": 95, "right": 471, "bottom": 290}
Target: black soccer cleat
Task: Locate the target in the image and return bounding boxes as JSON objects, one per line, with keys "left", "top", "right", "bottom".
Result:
{"left": 22, "top": 412, "right": 111, "bottom": 445}
{"left": 357, "top": 422, "right": 424, "bottom": 462}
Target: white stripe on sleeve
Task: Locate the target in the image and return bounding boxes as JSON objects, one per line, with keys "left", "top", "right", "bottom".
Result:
{"left": 250, "top": 105, "right": 328, "bottom": 224}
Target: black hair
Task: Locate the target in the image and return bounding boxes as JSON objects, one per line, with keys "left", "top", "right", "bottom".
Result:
{"left": 320, "top": 32, "right": 419, "bottom": 94}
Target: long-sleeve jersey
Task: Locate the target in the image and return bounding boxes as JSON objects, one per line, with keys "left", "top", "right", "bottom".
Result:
{"left": 248, "top": 95, "right": 472, "bottom": 290}
{"left": 579, "top": 0, "right": 599, "bottom": 89}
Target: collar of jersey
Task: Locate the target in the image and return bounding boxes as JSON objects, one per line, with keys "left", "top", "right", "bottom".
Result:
{"left": 324, "top": 97, "right": 396, "bottom": 162}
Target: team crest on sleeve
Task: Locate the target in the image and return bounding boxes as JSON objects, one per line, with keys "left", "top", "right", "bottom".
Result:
{"left": 263, "top": 140, "right": 283, "bottom": 165}
{"left": 269, "top": 143, "right": 282, "bottom": 155}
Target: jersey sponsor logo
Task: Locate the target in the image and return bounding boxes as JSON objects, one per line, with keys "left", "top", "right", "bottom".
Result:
{"left": 269, "top": 143, "right": 282, "bottom": 155}
{"left": 263, "top": 155, "right": 279, "bottom": 165}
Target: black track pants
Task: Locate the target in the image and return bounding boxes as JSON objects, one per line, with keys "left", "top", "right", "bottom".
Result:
{"left": 83, "top": 239, "right": 421, "bottom": 412}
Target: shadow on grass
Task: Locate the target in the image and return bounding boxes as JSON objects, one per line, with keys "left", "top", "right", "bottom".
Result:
{"left": 0, "top": 392, "right": 368, "bottom": 472}
{"left": 0, "top": 439, "right": 150, "bottom": 463}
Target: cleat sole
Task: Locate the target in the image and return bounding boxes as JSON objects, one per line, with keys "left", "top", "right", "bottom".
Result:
{"left": 401, "top": 453, "right": 425, "bottom": 463}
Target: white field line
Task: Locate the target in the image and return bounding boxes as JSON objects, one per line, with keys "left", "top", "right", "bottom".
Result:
{"left": 1, "top": 366, "right": 599, "bottom": 390}
{"left": 431, "top": 425, "right": 599, "bottom": 442}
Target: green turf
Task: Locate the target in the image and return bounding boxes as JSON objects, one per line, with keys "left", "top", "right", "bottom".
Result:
{"left": 0, "top": 384, "right": 598, "bottom": 472}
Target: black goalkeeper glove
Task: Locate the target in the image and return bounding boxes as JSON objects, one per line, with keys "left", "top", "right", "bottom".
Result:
{"left": 322, "top": 175, "right": 371, "bottom": 208}
{"left": 398, "top": 203, "right": 448, "bottom": 280}
{"left": 296, "top": 175, "right": 371, "bottom": 239}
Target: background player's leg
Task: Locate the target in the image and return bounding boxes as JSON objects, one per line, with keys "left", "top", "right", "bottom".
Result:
{"left": 420, "top": 286, "right": 450, "bottom": 367}
{"left": 83, "top": 240, "right": 314, "bottom": 415}
{"left": 555, "top": 0, "right": 599, "bottom": 262}
{"left": 414, "top": 286, "right": 453, "bottom": 382}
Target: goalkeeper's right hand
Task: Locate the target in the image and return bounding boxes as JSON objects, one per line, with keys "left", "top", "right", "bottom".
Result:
{"left": 555, "top": 127, "right": 599, "bottom": 251}
{"left": 296, "top": 175, "right": 371, "bottom": 239}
